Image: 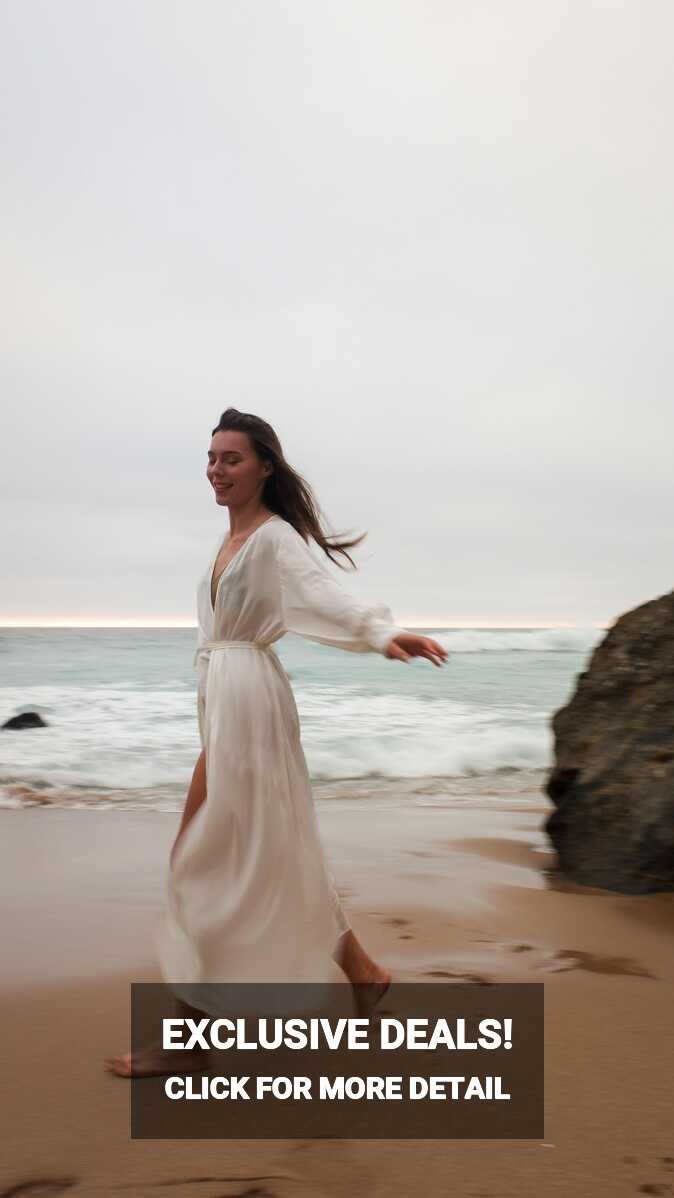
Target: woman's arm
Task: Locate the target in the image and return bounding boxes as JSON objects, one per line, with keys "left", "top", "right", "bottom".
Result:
{"left": 276, "top": 523, "right": 407, "bottom": 654}
{"left": 276, "top": 523, "right": 447, "bottom": 665}
{"left": 170, "top": 748, "right": 207, "bottom": 867}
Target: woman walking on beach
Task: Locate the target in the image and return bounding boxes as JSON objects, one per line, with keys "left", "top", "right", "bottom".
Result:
{"left": 105, "top": 409, "right": 447, "bottom": 1076}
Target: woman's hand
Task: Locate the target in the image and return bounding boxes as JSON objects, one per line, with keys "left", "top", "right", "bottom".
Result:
{"left": 385, "top": 634, "right": 448, "bottom": 667}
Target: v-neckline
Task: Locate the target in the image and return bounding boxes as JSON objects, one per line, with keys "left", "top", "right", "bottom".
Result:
{"left": 209, "top": 514, "right": 278, "bottom": 612}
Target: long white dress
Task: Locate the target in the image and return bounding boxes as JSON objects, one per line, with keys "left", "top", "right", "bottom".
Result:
{"left": 155, "top": 513, "right": 406, "bottom": 1005}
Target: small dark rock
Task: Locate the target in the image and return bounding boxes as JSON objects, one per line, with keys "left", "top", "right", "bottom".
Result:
{"left": 2, "top": 712, "right": 48, "bottom": 730}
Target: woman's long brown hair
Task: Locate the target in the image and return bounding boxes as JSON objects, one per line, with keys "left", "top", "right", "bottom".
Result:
{"left": 211, "top": 408, "right": 367, "bottom": 569}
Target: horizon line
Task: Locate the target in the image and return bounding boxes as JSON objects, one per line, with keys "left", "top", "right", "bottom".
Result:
{"left": 0, "top": 620, "right": 608, "bottom": 630}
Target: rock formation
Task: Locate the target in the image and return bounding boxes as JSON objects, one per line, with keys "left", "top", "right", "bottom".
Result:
{"left": 545, "top": 590, "right": 674, "bottom": 893}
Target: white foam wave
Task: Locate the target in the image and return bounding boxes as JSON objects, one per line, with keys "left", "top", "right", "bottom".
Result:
{"left": 0, "top": 680, "right": 556, "bottom": 797}
{"left": 0, "top": 685, "right": 199, "bottom": 791}
{"left": 296, "top": 690, "right": 552, "bottom": 780}
{"left": 435, "top": 628, "right": 602, "bottom": 654}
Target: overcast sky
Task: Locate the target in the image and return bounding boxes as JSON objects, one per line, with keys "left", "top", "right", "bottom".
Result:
{"left": 2, "top": 0, "right": 672, "bottom": 628}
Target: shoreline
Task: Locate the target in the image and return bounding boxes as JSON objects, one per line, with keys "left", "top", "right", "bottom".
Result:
{"left": 2, "top": 787, "right": 673, "bottom": 1195}
{"left": 0, "top": 767, "right": 549, "bottom": 810}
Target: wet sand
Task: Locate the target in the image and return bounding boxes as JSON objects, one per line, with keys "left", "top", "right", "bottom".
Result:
{"left": 1, "top": 786, "right": 673, "bottom": 1197}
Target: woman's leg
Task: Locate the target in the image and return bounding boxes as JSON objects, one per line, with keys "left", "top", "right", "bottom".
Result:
{"left": 328, "top": 868, "right": 391, "bottom": 1000}
{"left": 330, "top": 882, "right": 391, "bottom": 1013}
{"left": 333, "top": 929, "right": 392, "bottom": 1016}
{"left": 328, "top": 873, "right": 390, "bottom": 989}
{"left": 170, "top": 747, "right": 207, "bottom": 868}
{"left": 333, "top": 928, "right": 391, "bottom": 986}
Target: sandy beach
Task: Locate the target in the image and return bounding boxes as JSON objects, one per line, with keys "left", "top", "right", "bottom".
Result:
{"left": 1, "top": 782, "right": 673, "bottom": 1198}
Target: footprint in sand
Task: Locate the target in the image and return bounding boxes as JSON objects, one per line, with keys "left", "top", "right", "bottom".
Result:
{"left": 1, "top": 1182, "right": 77, "bottom": 1198}
{"left": 426, "top": 969, "right": 494, "bottom": 985}
{"left": 621, "top": 1156, "right": 674, "bottom": 1196}
{"left": 423, "top": 942, "right": 656, "bottom": 983}
{"left": 504, "top": 942, "right": 657, "bottom": 979}
{"left": 546, "top": 949, "right": 657, "bottom": 979}
{"left": 110, "top": 1179, "right": 282, "bottom": 1196}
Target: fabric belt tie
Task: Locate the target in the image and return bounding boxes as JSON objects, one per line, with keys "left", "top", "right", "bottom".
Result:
{"left": 193, "top": 640, "right": 274, "bottom": 667}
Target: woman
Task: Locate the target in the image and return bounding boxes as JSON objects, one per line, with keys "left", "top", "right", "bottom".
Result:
{"left": 105, "top": 409, "right": 447, "bottom": 1076}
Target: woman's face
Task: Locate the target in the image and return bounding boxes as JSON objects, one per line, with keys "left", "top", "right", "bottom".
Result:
{"left": 207, "top": 430, "right": 271, "bottom": 507}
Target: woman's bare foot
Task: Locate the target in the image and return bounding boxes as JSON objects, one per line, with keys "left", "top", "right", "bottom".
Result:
{"left": 351, "top": 972, "right": 392, "bottom": 1017}
{"left": 333, "top": 929, "right": 392, "bottom": 1016}
{"left": 104, "top": 1044, "right": 209, "bottom": 1078}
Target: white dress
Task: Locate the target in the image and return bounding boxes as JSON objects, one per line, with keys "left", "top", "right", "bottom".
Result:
{"left": 155, "top": 513, "right": 406, "bottom": 1004}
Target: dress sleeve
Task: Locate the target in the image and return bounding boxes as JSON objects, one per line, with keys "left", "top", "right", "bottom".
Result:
{"left": 276, "top": 524, "right": 407, "bottom": 655}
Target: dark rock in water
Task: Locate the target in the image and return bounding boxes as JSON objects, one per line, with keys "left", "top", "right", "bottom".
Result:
{"left": 2, "top": 711, "right": 48, "bottom": 730}
{"left": 545, "top": 589, "right": 674, "bottom": 894}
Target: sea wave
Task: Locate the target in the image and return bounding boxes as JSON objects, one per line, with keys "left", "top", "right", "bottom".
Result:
{"left": 435, "top": 628, "right": 603, "bottom": 654}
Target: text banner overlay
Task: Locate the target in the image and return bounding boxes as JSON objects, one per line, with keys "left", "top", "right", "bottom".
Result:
{"left": 131, "top": 982, "right": 543, "bottom": 1139}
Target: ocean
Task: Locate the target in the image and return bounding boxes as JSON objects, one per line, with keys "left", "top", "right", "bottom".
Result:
{"left": 0, "top": 627, "right": 602, "bottom": 810}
